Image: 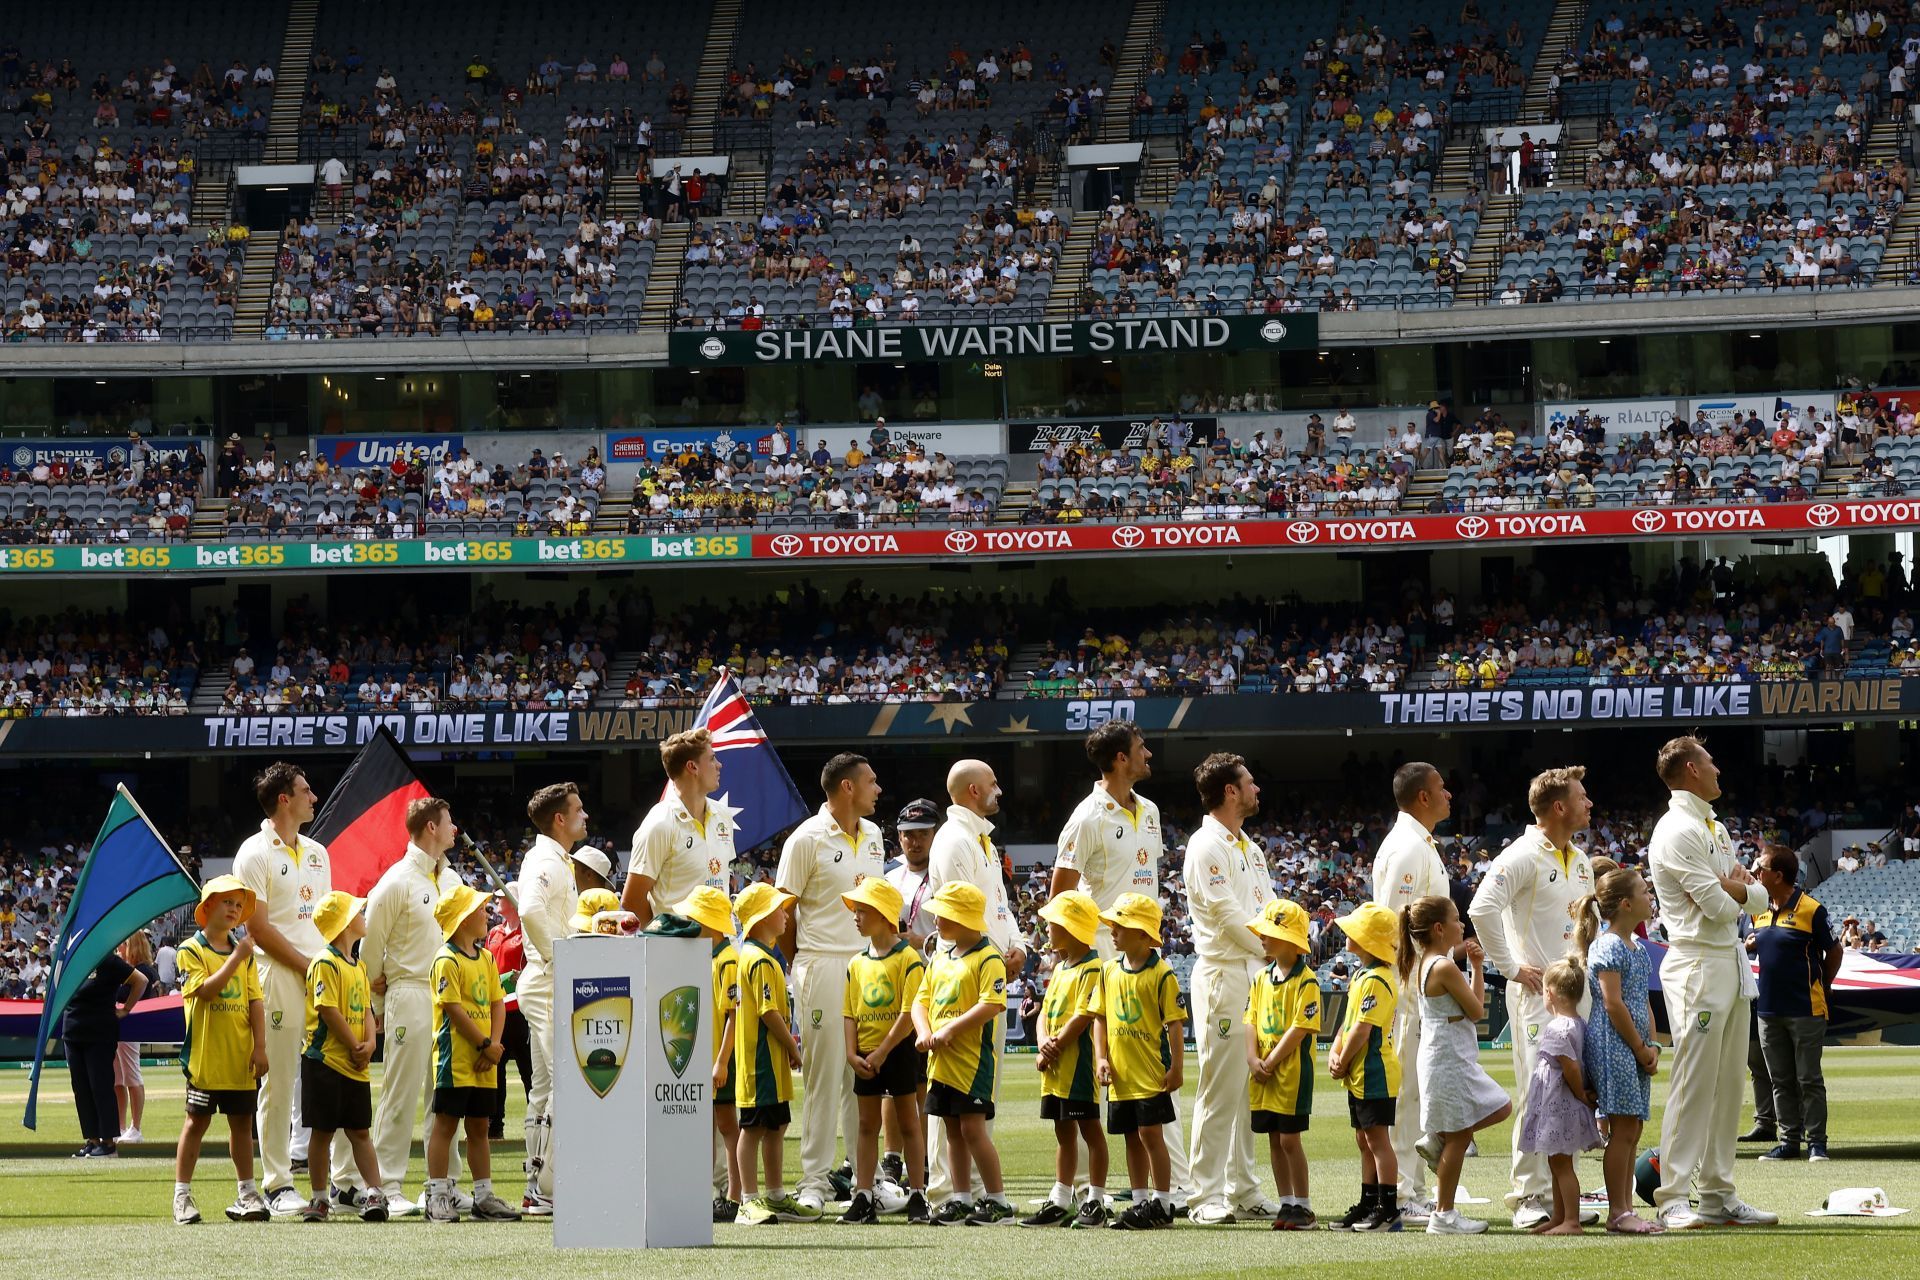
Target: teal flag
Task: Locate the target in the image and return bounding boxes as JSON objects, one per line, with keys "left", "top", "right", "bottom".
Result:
{"left": 24, "top": 785, "right": 197, "bottom": 1129}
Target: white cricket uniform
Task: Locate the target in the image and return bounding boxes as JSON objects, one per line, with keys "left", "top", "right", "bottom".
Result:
{"left": 884, "top": 860, "right": 936, "bottom": 950}
{"left": 631, "top": 791, "right": 737, "bottom": 914}
{"left": 925, "top": 805, "right": 1017, "bottom": 1203}
{"left": 775, "top": 806, "right": 887, "bottom": 1200}
{"left": 1648, "top": 791, "right": 1766, "bottom": 1217}
{"left": 361, "top": 843, "right": 464, "bottom": 1196}
{"left": 1053, "top": 785, "right": 1189, "bottom": 1189}
{"left": 516, "top": 834, "right": 575, "bottom": 1198}
{"left": 232, "top": 820, "right": 336, "bottom": 1195}
{"left": 1182, "top": 815, "right": 1274, "bottom": 1212}
{"left": 1370, "top": 811, "right": 1450, "bottom": 1201}
{"left": 1468, "top": 825, "right": 1593, "bottom": 1210}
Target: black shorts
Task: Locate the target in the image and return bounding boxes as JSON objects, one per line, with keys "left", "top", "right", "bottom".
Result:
{"left": 301, "top": 1056, "right": 372, "bottom": 1132}
{"left": 925, "top": 1080, "right": 994, "bottom": 1119}
{"left": 852, "top": 1043, "right": 926, "bottom": 1098}
{"left": 185, "top": 1085, "right": 258, "bottom": 1117}
{"left": 1348, "top": 1095, "right": 1396, "bottom": 1130}
{"left": 714, "top": 1080, "right": 736, "bottom": 1107}
{"left": 1107, "top": 1091, "right": 1176, "bottom": 1135}
{"left": 1252, "top": 1109, "right": 1309, "bottom": 1135}
{"left": 432, "top": 1086, "right": 493, "bottom": 1119}
{"left": 739, "top": 1102, "right": 791, "bottom": 1130}
{"left": 1040, "top": 1094, "right": 1099, "bottom": 1122}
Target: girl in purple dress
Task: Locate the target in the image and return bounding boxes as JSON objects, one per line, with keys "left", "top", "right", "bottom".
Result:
{"left": 1518, "top": 957, "right": 1601, "bottom": 1235}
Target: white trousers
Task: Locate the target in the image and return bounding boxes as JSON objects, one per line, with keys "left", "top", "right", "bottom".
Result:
{"left": 1503, "top": 985, "right": 1553, "bottom": 1209}
{"left": 1655, "top": 950, "right": 1748, "bottom": 1216}
{"left": 368, "top": 982, "right": 460, "bottom": 1195}
{"left": 1388, "top": 999, "right": 1428, "bottom": 1201}
{"left": 792, "top": 950, "right": 861, "bottom": 1197}
{"left": 519, "top": 975, "right": 556, "bottom": 1196}
{"left": 1187, "top": 960, "right": 1258, "bottom": 1208}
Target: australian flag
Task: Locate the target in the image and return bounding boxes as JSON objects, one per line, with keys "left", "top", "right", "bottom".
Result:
{"left": 668, "top": 671, "right": 810, "bottom": 852}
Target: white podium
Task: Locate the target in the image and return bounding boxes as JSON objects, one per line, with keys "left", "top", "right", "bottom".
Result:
{"left": 553, "top": 934, "right": 713, "bottom": 1248}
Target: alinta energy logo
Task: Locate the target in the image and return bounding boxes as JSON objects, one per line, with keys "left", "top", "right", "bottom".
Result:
{"left": 1111, "top": 525, "right": 1145, "bottom": 549}
{"left": 1454, "top": 515, "right": 1489, "bottom": 540}
{"left": 769, "top": 534, "right": 803, "bottom": 557}
{"left": 944, "top": 529, "right": 978, "bottom": 554}
{"left": 1285, "top": 521, "right": 1321, "bottom": 544}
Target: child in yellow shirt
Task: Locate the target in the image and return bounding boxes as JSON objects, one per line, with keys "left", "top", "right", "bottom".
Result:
{"left": 1328, "top": 902, "right": 1401, "bottom": 1232}
{"left": 172, "top": 875, "right": 267, "bottom": 1225}
{"left": 1086, "top": 893, "right": 1184, "bottom": 1231}
{"left": 672, "top": 887, "right": 742, "bottom": 1224}
{"left": 424, "top": 884, "right": 518, "bottom": 1222}
{"left": 1245, "top": 899, "right": 1321, "bottom": 1230}
{"left": 839, "top": 877, "right": 928, "bottom": 1224}
{"left": 1023, "top": 889, "right": 1107, "bottom": 1228}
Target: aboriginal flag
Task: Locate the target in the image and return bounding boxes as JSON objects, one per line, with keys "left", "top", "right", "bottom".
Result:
{"left": 310, "top": 728, "right": 432, "bottom": 895}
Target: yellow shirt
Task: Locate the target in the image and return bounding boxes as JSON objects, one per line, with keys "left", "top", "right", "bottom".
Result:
{"left": 1339, "top": 964, "right": 1400, "bottom": 1099}
{"left": 1246, "top": 957, "right": 1320, "bottom": 1116}
{"left": 432, "top": 940, "right": 504, "bottom": 1089}
{"left": 735, "top": 939, "right": 792, "bottom": 1107}
{"left": 178, "top": 931, "right": 263, "bottom": 1091}
{"left": 843, "top": 939, "right": 925, "bottom": 1053}
{"left": 712, "top": 940, "right": 739, "bottom": 1067}
{"left": 915, "top": 937, "right": 1005, "bottom": 1098}
{"left": 304, "top": 944, "right": 372, "bottom": 1082}
{"left": 1085, "top": 951, "right": 1184, "bottom": 1102}
{"left": 1039, "top": 951, "right": 1101, "bottom": 1102}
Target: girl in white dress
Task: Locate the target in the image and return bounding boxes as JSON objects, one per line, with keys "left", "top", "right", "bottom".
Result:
{"left": 1401, "top": 896, "right": 1513, "bottom": 1235}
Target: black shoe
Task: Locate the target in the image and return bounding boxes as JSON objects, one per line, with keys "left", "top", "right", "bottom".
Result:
{"left": 712, "top": 1196, "right": 739, "bottom": 1223}
{"left": 1109, "top": 1202, "right": 1159, "bottom": 1230}
{"left": 290, "top": 1158, "right": 309, "bottom": 1175}
{"left": 1739, "top": 1126, "right": 1778, "bottom": 1143}
{"left": 487, "top": 1124, "right": 505, "bottom": 1141}
{"left": 1151, "top": 1198, "right": 1176, "bottom": 1228}
{"left": 905, "top": 1191, "right": 931, "bottom": 1225}
{"left": 1334, "top": 1199, "right": 1372, "bottom": 1230}
{"left": 1274, "top": 1204, "right": 1315, "bottom": 1230}
{"left": 880, "top": 1154, "right": 907, "bottom": 1185}
{"left": 1758, "top": 1141, "right": 1803, "bottom": 1162}
{"left": 930, "top": 1198, "right": 973, "bottom": 1225}
{"left": 965, "top": 1198, "right": 1015, "bottom": 1226}
{"left": 1352, "top": 1206, "right": 1403, "bottom": 1232}
{"left": 1020, "top": 1201, "right": 1074, "bottom": 1227}
{"left": 1071, "top": 1198, "right": 1108, "bottom": 1229}
{"left": 841, "top": 1192, "right": 878, "bottom": 1224}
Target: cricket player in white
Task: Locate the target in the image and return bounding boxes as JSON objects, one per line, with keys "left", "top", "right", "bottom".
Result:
{"left": 1051, "top": 722, "right": 1194, "bottom": 1206}
{"left": 1468, "top": 766, "right": 1597, "bottom": 1229}
{"left": 231, "top": 762, "right": 339, "bottom": 1217}
{"left": 622, "top": 727, "right": 736, "bottom": 925}
{"left": 1646, "top": 737, "right": 1778, "bottom": 1229}
{"left": 516, "top": 781, "right": 593, "bottom": 1214}
{"left": 1182, "top": 752, "right": 1276, "bottom": 1224}
{"left": 925, "top": 759, "right": 1025, "bottom": 1211}
{"left": 360, "top": 797, "right": 465, "bottom": 1215}
{"left": 1368, "top": 761, "right": 1452, "bottom": 1220}
{"left": 776, "top": 754, "right": 888, "bottom": 1212}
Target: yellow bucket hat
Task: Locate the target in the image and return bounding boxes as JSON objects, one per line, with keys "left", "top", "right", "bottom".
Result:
{"left": 1100, "top": 891, "right": 1163, "bottom": 944}
{"left": 570, "top": 887, "right": 623, "bottom": 933}
{"left": 1248, "top": 898, "right": 1311, "bottom": 950}
{"left": 312, "top": 890, "right": 366, "bottom": 944}
{"left": 194, "top": 873, "right": 257, "bottom": 928}
{"left": 672, "top": 885, "right": 736, "bottom": 938}
{"left": 842, "top": 876, "right": 904, "bottom": 924}
{"left": 925, "top": 881, "right": 987, "bottom": 933}
{"left": 1038, "top": 889, "right": 1100, "bottom": 948}
{"left": 733, "top": 882, "right": 796, "bottom": 935}
{"left": 1334, "top": 901, "right": 1400, "bottom": 961}
{"left": 434, "top": 883, "right": 494, "bottom": 940}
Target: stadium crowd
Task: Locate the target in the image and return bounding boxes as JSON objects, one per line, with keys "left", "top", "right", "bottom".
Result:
{"left": 0, "top": 439, "right": 206, "bottom": 545}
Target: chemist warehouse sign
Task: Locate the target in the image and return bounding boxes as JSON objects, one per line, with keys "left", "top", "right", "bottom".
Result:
{"left": 668, "top": 314, "right": 1318, "bottom": 366}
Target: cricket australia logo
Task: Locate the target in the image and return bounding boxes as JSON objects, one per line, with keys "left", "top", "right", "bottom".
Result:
{"left": 571, "top": 977, "right": 633, "bottom": 1098}
{"left": 659, "top": 984, "right": 700, "bottom": 1081}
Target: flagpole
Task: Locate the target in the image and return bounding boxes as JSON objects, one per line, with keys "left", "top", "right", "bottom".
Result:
{"left": 460, "top": 834, "right": 519, "bottom": 908}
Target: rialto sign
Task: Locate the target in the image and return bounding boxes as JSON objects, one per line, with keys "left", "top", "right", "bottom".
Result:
{"left": 668, "top": 314, "right": 1318, "bottom": 366}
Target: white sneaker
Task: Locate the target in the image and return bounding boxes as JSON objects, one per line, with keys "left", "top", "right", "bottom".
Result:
{"left": 1232, "top": 1195, "right": 1282, "bottom": 1219}
{"left": 1398, "top": 1195, "right": 1434, "bottom": 1225}
{"left": 1414, "top": 1133, "right": 1443, "bottom": 1172}
{"left": 173, "top": 1189, "right": 201, "bottom": 1225}
{"left": 385, "top": 1193, "right": 422, "bottom": 1217}
{"left": 1511, "top": 1197, "right": 1551, "bottom": 1230}
{"left": 522, "top": 1191, "right": 554, "bottom": 1217}
{"left": 1712, "top": 1200, "right": 1779, "bottom": 1226}
{"left": 874, "top": 1181, "right": 910, "bottom": 1214}
{"left": 1577, "top": 1204, "right": 1602, "bottom": 1225}
{"left": 451, "top": 1188, "right": 475, "bottom": 1214}
{"left": 795, "top": 1189, "right": 826, "bottom": 1213}
{"left": 1426, "top": 1208, "right": 1489, "bottom": 1234}
{"left": 1658, "top": 1203, "right": 1709, "bottom": 1230}
{"left": 267, "top": 1187, "right": 308, "bottom": 1217}
{"left": 1189, "top": 1200, "right": 1238, "bottom": 1225}
{"left": 226, "top": 1188, "right": 271, "bottom": 1222}
{"left": 426, "top": 1190, "right": 459, "bottom": 1223}
{"left": 119, "top": 1128, "right": 143, "bottom": 1144}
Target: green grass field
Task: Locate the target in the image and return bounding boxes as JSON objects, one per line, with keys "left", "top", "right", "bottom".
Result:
{"left": 2, "top": 1047, "right": 1915, "bottom": 1278}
